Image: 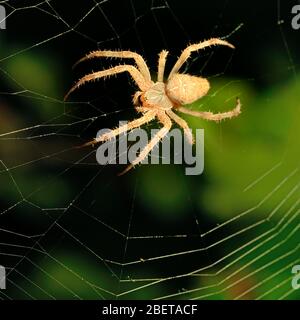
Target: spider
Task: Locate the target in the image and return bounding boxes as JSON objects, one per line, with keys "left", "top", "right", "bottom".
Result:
{"left": 65, "top": 38, "right": 241, "bottom": 175}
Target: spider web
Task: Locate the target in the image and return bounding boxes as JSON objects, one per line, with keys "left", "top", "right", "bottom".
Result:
{"left": 0, "top": 0, "right": 299, "bottom": 300}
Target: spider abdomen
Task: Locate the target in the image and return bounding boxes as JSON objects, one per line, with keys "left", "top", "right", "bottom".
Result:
{"left": 166, "top": 73, "right": 210, "bottom": 106}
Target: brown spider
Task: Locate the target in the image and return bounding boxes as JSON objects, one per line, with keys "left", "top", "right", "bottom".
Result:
{"left": 65, "top": 38, "right": 241, "bottom": 175}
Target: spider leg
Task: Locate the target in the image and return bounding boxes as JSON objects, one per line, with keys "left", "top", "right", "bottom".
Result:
{"left": 157, "top": 50, "right": 169, "bottom": 82}
{"left": 166, "top": 109, "right": 194, "bottom": 144}
{"left": 80, "top": 110, "right": 157, "bottom": 148}
{"left": 73, "top": 50, "right": 152, "bottom": 82}
{"left": 119, "top": 111, "right": 172, "bottom": 175}
{"left": 168, "top": 38, "right": 235, "bottom": 79}
{"left": 64, "top": 65, "right": 150, "bottom": 101}
{"left": 177, "top": 98, "right": 241, "bottom": 122}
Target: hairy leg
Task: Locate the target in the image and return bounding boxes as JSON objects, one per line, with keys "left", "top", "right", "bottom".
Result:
{"left": 168, "top": 38, "right": 235, "bottom": 78}
{"left": 80, "top": 110, "right": 157, "bottom": 147}
{"left": 64, "top": 65, "right": 151, "bottom": 100}
{"left": 73, "top": 50, "right": 151, "bottom": 82}
{"left": 166, "top": 109, "right": 194, "bottom": 144}
{"left": 177, "top": 98, "right": 241, "bottom": 122}
{"left": 119, "top": 111, "right": 172, "bottom": 175}
{"left": 157, "top": 50, "right": 169, "bottom": 82}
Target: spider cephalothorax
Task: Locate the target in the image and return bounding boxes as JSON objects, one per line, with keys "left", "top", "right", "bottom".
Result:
{"left": 65, "top": 38, "right": 241, "bottom": 175}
